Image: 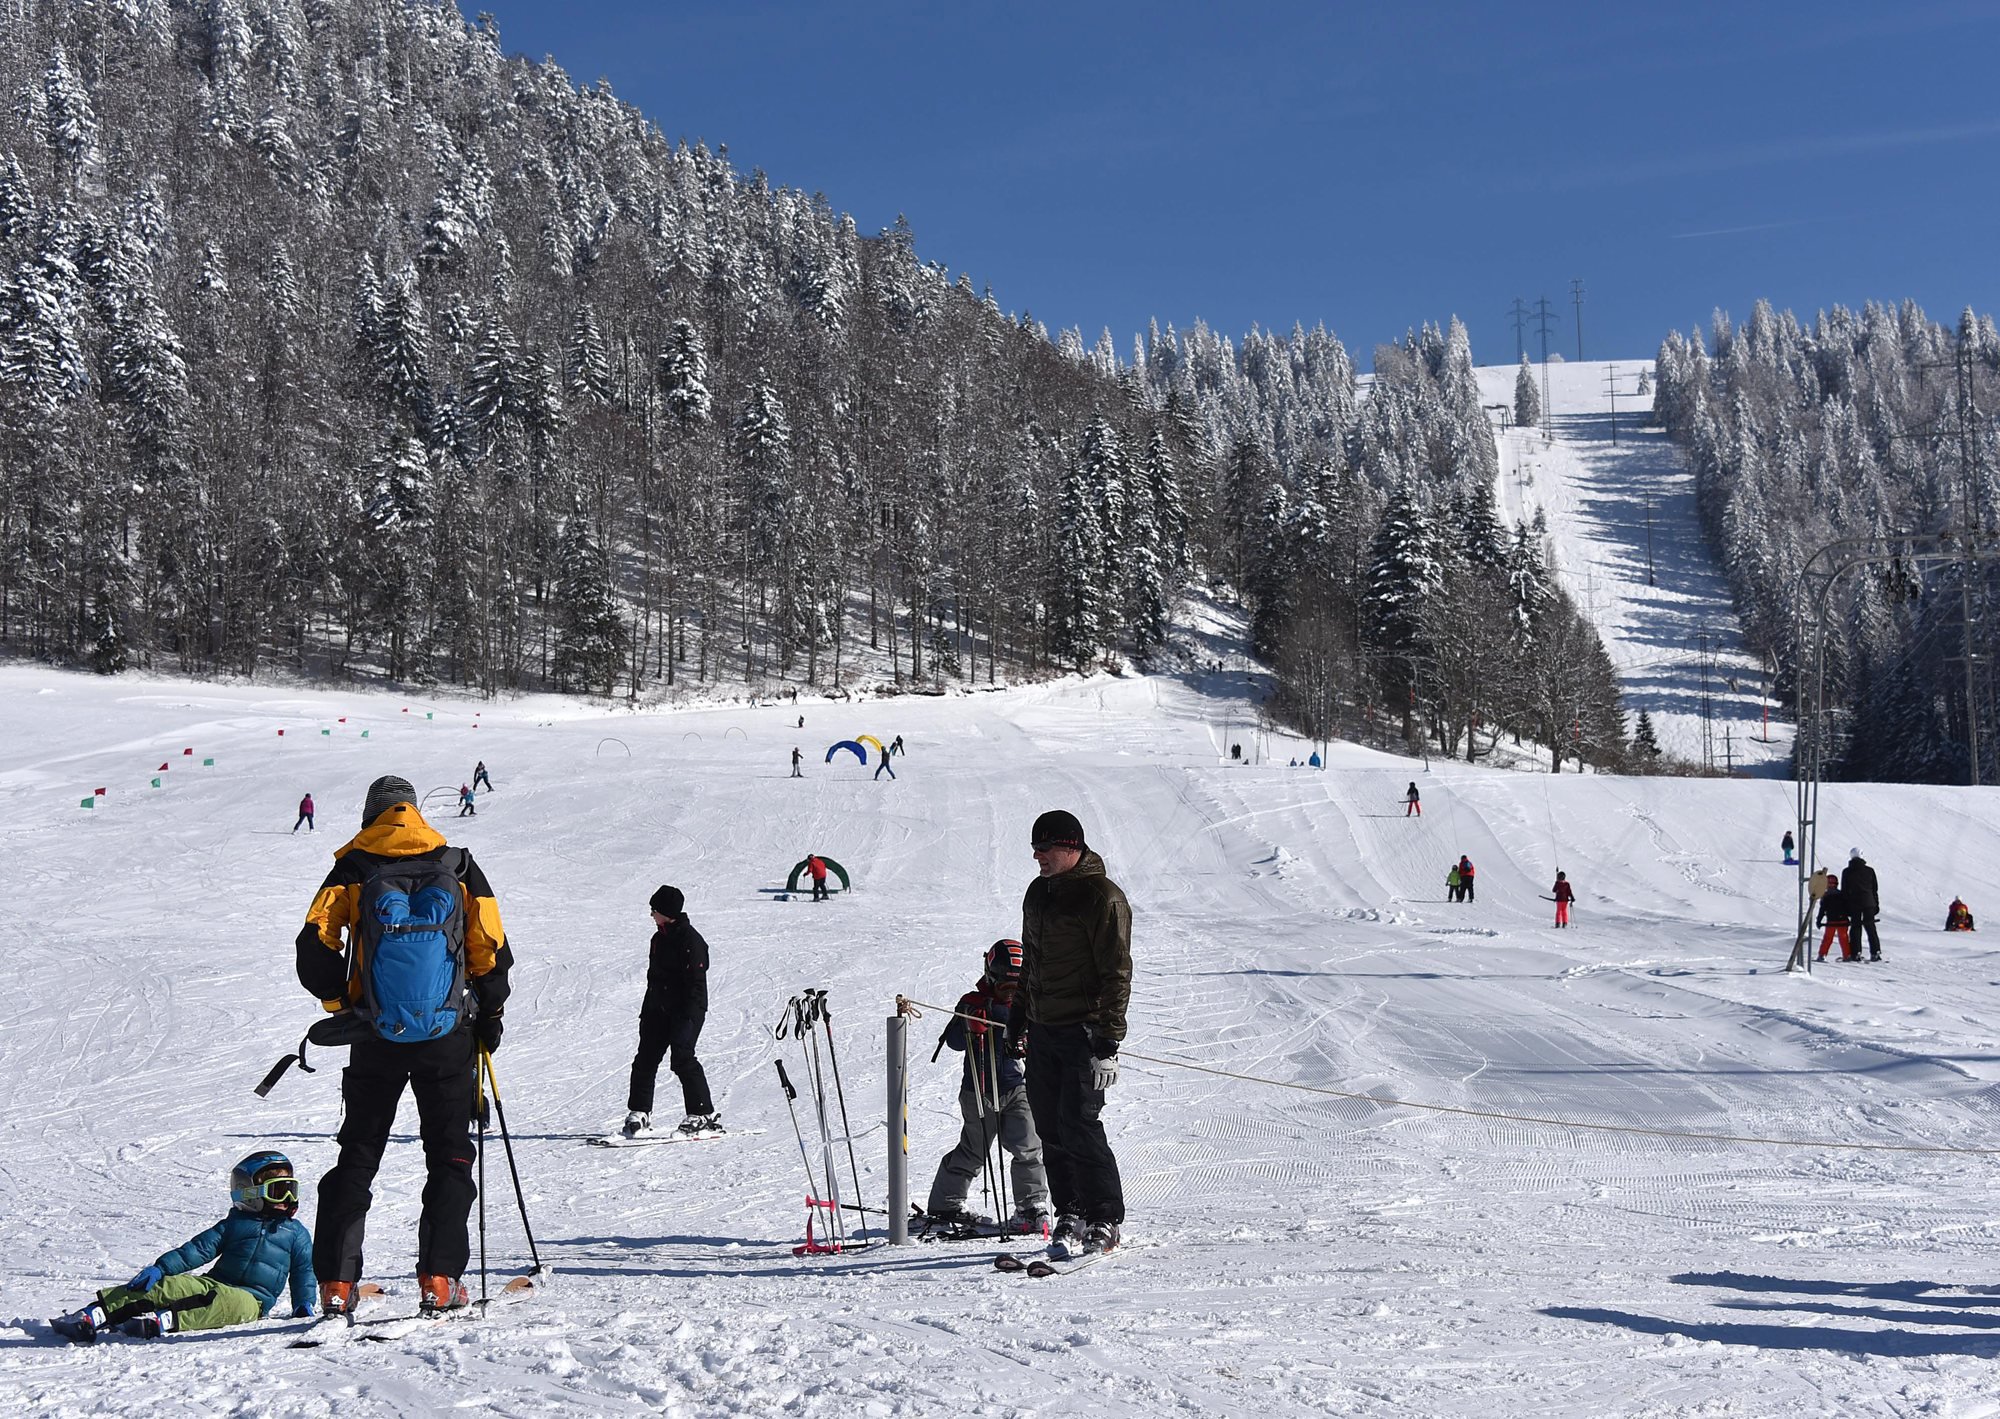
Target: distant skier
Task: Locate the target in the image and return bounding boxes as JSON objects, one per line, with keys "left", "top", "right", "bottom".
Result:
{"left": 1308, "top": 751, "right": 1321, "bottom": 769}
{"left": 807, "top": 853, "right": 830, "bottom": 902}
{"left": 1405, "top": 782, "right": 1421, "bottom": 817}
{"left": 1552, "top": 871, "right": 1576, "bottom": 928}
{"left": 472, "top": 761, "right": 492, "bottom": 793}
{"left": 293, "top": 793, "right": 315, "bottom": 834}
{"left": 1945, "top": 897, "right": 1976, "bottom": 932}
{"left": 790, "top": 747, "right": 803, "bottom": 779}
{"left": 1816, "top": 871, "right": 1856, "bottom": 962}
{"left": 874, "top": 753, "right": 896, "bottom": 781}
{"left": 925, "top": 939, "right": 1051, "bottom": 1232}
{"left": 1445, "top": 861, "right": 1463, "bottom": 903}
{"left": 624, "top": 886, "right": 718, "bottom": 1139}
{"left": 1845, "top": 848, "right": 1882, "bottom": 963}
{"left": 891, "top": 734, "right": 906, "bottom": 757}
{"left": 1457, "top": 855, "right": 1475, "bottom": 902}
{"left": 1013, "top": 809, "right": 1131, "bottom": 1256}
{"left": 457, "top": 784, "right": 476, "bottom": 817}
{"left": 1781, "top": 830, "right": 1795, "bottom": 865}
{"left": 797, "top": 715, "right": 805, "bottom": 729}
{"left": 50, "top": 1151, "right": 315, "bottom": 1342}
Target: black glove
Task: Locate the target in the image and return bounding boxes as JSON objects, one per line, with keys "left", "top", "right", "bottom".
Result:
{"left": 1089, "top": 1034, "right": 1119, "bottom": 1060}
{"left": 473, "top": 1011, "right": 504, "bottom": 1054}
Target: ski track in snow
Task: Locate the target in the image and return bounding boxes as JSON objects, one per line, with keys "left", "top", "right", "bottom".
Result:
{"left": 1, "top": 424, "right": 1998, "bottom": 1413}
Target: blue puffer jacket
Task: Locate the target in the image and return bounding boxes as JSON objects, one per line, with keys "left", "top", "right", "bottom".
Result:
{"left": 155, "top": 1210, "right": 315, "bottom": 1315}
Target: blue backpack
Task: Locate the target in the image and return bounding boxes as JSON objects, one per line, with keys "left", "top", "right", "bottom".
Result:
{"left": 355, "top": 850, "right": 470, "bottom": 1041}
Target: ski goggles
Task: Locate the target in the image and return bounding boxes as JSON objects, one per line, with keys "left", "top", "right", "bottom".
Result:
{"left": 256, "top": 1176, "right": 300, "bottom": 1206}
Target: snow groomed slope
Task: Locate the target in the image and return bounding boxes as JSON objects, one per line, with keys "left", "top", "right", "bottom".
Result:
{"left": 2, "top": 666, "right": 1996, "bottom": 1416}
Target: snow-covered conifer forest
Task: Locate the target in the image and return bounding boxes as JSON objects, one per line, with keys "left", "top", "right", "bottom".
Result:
{"left": 0, "top": 0, "right": 1993, "bottom": 783}
{"left": 1652, "top": 303, "right": 2000, "bottom": 783}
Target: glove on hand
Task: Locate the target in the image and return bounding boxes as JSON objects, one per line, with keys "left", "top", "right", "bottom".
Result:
{"left": 1088, "top": 1034, "right": 1119, "bottom": 1090}
{"left": 296, "top": 1302, "right": 315, "bottom": 1319}
{"left": 127, "top": 1266, "right": 164, "bottom": 1293}
{"left": 474, "top": 1012, "right": 503, "bottom": 1053}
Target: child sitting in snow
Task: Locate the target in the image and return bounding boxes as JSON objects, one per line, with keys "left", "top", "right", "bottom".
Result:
{"left": 51, "top": 1150, "right": 315, "bottom": 1342}
{"left": 1945, "top": 898, "right": 1976, "bottom": 932}
{"left": 924, "top": 940, "right": 1052, "bottom": 1233}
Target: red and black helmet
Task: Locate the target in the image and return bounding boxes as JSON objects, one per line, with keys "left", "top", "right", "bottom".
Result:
{"left": 983, "top": 939, "right": 1023, "bottom": 986}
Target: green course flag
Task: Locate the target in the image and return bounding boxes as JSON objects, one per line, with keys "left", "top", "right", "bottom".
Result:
{"left": 80, "top": 796, "right": 94, "bottom": 809}
{"left": 151, "top": 777, "right": 162, "bottom": 788}
{"left": 203, "top": 757, "right": 214, "bottom": 766}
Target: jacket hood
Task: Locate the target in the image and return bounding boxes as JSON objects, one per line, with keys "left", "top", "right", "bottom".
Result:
{"left": 333, "top": 802, "right": 447, "bottom": 861}
{"left": 1059, "top": 849, "right": 1108, "bottom": 880}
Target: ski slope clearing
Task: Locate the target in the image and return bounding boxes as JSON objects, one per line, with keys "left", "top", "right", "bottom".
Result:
{"left": 3, "top": 665, "right": 1997, "bottom": 1416}
{"left": 1478, "top": 359, "right": 1790, "bottom": 773}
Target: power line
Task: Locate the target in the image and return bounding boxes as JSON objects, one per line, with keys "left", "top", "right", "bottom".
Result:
{"left": 1509, "top": 297, "right": 1530, "bottom": 363}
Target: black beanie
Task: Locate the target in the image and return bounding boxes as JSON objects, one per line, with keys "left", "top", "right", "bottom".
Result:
{"left": 650, "top": 885, "right": 684, "bottom": 917}
{"left": 1030, "top": 809, "right": 1086, "bottom": 850}
{"left": 362, "top": 775, "right": 416, "bottom": 827}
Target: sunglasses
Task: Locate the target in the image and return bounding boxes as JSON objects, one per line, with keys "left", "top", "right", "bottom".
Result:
{"left": 258, "top": 1177, "right": 300, "bottom": 1205}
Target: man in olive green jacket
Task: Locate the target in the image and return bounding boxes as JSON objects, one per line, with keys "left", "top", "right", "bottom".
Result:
{"left": 1013, "top": 809, "right": 1132, "bottom": 1254}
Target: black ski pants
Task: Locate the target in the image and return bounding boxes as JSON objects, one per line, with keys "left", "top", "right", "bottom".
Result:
{"left": 1024, "top": 1021, "right": 1124, "bottom": 1225}
{"left": 315, "top": 1031, "right": 478, "bottom": 1283}
{"left": 628, "top": 1005, "right": 712, "bottom": 1116}
{"left": 811, "top": 877, "right": 829, "bottom": 901}
{"left": 1855, "top": 912, "right": 1882, "bottom": 960}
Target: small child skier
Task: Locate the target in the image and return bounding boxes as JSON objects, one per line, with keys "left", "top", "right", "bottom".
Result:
{"left": 1553, "top": 870, "right": 1575, "bottom": 927}
{"left": 1445, "top": 861, "right": 1463, "bottom": 903}
{"left": 1781, "top": 830, "right": 1795, "bottom": 865}
{"left": 51, "top": 1150, "right": 315, "bottom": 1342}
{"left": 925, "top": 940, "right": 1052, "bottom": 1232}
{"left": 458, "top": 783, "right": 476, "bottom": 817}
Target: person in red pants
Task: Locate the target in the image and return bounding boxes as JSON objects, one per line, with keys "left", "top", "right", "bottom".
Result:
{"left": 1405, "top": 782, "right": 1421, "bottom": 816}
{"left": 1816, "top": 872, "right": 1856, "bottom": 961}
{"left": 1552, "top": 871, "right": 1575, "bottom": 927}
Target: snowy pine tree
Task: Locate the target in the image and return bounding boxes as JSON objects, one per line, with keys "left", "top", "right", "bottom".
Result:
{"left": 1513, "top": 352, "right": 1539, "bottom": 428}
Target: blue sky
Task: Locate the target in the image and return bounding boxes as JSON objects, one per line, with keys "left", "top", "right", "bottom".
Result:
{"left": 486, "top": 1, "right": 2000, "bottom": 369}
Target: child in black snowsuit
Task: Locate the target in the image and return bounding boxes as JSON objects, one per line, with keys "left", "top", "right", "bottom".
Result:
{"left": 623, "top": 886, "right": 717, "bottom": 1137}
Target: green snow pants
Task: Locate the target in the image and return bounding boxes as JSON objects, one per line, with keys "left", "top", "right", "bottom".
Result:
{"left": 97, "top": 1273, "right": 264, "bottom": 1332}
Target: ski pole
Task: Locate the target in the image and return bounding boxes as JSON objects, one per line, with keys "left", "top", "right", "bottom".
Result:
{"left": 813, "top": 990, "right": 866, "bottom": 1226}
{"left": 983, "top": 1027, "right": 1009, "bottom": 1224}
{"left": 475, "top": 1044, "right": 489, "bottom": 1308}
{"left": 801, "top": 1013, "right": 846, "bottom": 1244}
{"left": 971, "top": 1035, "right": 1000, "bottom": 1222}
{"left": 775, "top": 1057, "right": 822, "bottom": 1199}
{"left": 480, "top": 1048, "right": 546, "bottom": 1276}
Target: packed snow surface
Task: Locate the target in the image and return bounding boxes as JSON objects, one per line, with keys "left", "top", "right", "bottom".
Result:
{"left": 1478, "top": 358, "right": 1791, "bottom": 773}
{"left": 3, "top": 662, "right": 1998, "bottom": 1416}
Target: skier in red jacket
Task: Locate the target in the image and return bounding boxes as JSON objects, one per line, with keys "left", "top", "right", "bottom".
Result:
{"left": 1552, "top": 871, "right": 1575, "bottom": 927}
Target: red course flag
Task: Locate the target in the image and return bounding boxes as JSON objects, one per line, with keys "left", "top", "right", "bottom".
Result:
{"left": 183, "top": 747, "right": 193, "bottom": 755}
{"left": 94, "top": 787, "right": 106, "bottom": 796}
{"left": 158, "top": 762, "right": 169, "bottom": 771}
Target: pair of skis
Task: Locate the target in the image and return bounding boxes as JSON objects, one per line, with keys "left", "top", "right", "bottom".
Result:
{"left": 286, "top": 1275, "right": 537, "bottom": 1348}
{"left": 993, "top": 1241, "right": 1119, "bottom": 1278}
{"left": 588, "top": 1125, "right": 765, "bottom": 1148}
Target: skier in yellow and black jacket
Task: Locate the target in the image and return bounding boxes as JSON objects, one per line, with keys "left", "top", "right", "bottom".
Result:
{"left": 292, "top": 774, "right": 512, "bottom": 1317}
